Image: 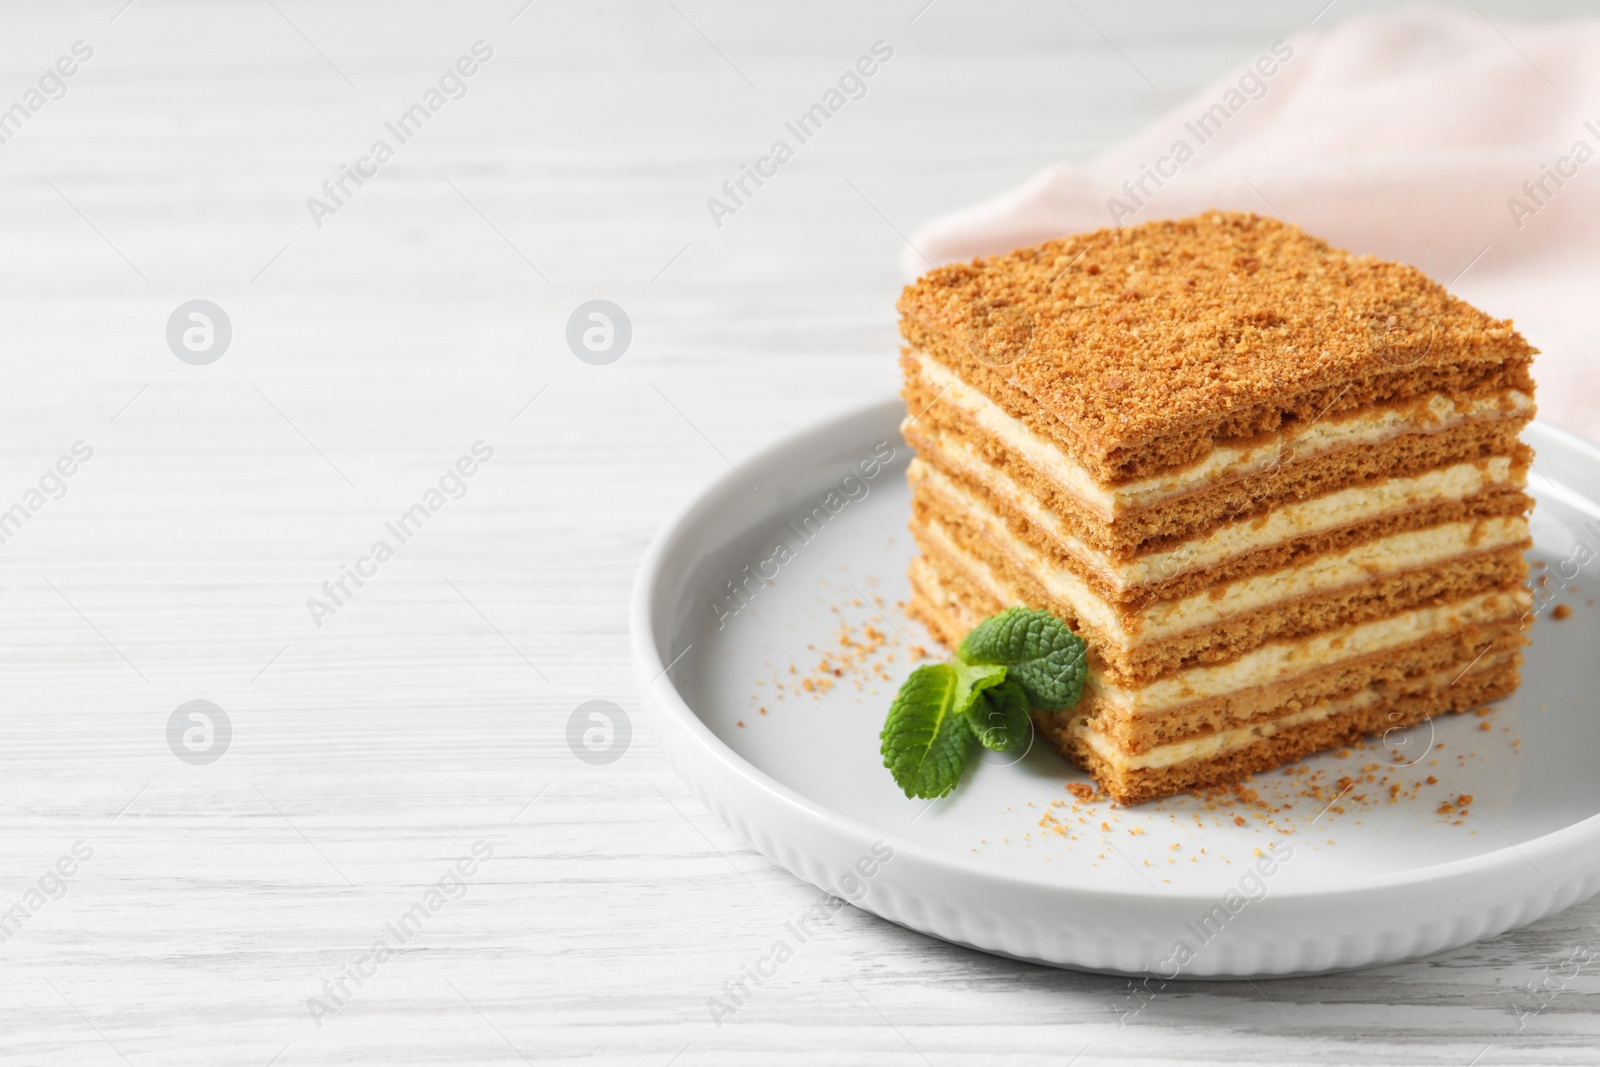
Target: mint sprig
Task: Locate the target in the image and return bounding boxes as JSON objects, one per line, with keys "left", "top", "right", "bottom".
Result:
{"left": 969, "top": 678, "right": 1032, "bottom": 753}
{"left": 959, "top": 607, "right": 1088, "bottom": 712}
{"left": 880, "top": 661, "right": 1004, "bottom": 799}
{"left": 880, "top": 607, "right": 1088, "bottom": 799}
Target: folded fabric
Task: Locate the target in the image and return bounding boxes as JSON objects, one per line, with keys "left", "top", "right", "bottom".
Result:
{"left": 906, "top": 7, "right": 1600, "bottom": 444}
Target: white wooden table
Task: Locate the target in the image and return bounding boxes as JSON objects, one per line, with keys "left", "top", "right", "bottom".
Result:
{"left": 2, "top": 1, "right": 1597, "bottom": 1063}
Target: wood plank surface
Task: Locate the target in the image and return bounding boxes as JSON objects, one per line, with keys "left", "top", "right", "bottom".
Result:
{"left": 0, "top": 1, "right": 1595, "bottom": 1063}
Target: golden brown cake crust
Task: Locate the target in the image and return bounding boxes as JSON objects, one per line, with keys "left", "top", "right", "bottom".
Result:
{"left": 897, "top": 211, "right": 1538, "bottom": 482}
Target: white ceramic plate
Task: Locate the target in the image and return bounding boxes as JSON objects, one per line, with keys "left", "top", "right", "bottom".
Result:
{"left": 632, "top": 400, "right": 1600, "bottom": 977}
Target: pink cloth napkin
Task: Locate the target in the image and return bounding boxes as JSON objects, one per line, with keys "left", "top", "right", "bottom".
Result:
{"left": 906, "top": 7, "right": 1600, "bottom": 445}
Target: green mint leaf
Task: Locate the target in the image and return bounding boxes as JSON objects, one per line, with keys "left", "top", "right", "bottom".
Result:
{"left": 958, "top": 607, "right": 1088, "bottom": 712}
{"left": 949, "top": 658, "right": 1008, "bottom": 714}
{"left": 967, "top": 678, "right": 1033, "bottom": 752}
{"left": 880, "top": 661, "right": 1003, "bottom": 799}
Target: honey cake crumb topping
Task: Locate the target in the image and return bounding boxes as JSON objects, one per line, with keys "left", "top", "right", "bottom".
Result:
{"left": 897, "top": 211, "right": 1536, "bottom": 478}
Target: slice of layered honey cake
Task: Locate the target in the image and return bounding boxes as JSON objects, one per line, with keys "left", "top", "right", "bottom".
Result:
{"left": 897, "top": 211, "right": 1536, "bottom": 804}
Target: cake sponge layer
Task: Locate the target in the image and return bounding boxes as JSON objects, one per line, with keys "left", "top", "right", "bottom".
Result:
{"left": 910, "top": 544, "right": 1525, "bottom": 735}
{"left": 910, "top": 561, "right": 1523, "bottom": 804}
{"left": 903, "top": 346, "right": 1535, "bottom": 517}
{"left": 911, "top": 500, "right": 1529, "bottom": 688}
{"left": 904, "top": 354, "right": 1532, "bottom": 560}
{"left": 1049, "top": 660, "right": 1519, "bottom": 806}
{"left": 908, "top": 443, "right": 1532, "bottom": 608}
{"left": 897, "top": 211, "right": 1537, "bottom": 483}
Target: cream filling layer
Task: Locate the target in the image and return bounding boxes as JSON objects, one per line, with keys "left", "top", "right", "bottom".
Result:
{"left": 910, "top": 350, "right": 1533, "bottom": 518}
{"left": 913, "top": 460, "right": 1530, "bottom": 646}
{"left": 1074, "top": 658, "right": 1512, "bottom": 771}
{"left": 1089, "top": 588, "right": 1526, "bottom": 716}
{"left": 909, "top": 429, "right": 1525, "bottom": 593}
{"left": 910, "top": 524, "right": 1527, "bottom": 717}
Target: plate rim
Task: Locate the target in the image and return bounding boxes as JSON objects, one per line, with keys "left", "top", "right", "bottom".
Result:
{"left": 631, "top": 398, "right": 1600, "bottom": 906}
